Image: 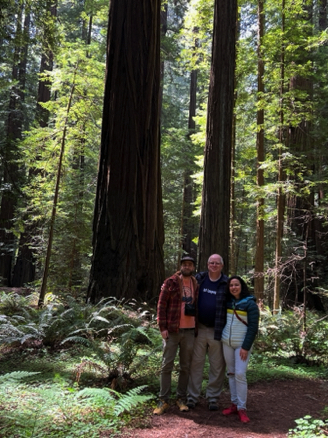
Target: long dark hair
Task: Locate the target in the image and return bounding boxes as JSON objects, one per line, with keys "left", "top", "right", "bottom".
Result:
{"left": 226, "top": 276, "right": 250, "bottom": 301}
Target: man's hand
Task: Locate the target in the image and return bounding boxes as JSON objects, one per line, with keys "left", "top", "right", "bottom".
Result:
{"left": 161, "top": 330, "right": 169, "bottom": 340}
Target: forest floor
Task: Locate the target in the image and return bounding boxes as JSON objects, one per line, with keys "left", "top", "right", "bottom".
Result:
{"left": 114, "top": 378, "right": 328, "bottom": 438}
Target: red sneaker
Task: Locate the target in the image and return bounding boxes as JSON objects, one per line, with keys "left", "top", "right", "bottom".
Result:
{"left": 222, "top": 404, "right": 238, "bottom": 415}
{"left": 238, "top": 409, "right": 250, "bottom": 423}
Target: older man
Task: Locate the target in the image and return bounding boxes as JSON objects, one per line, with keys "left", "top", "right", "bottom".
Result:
{"left": 154, "top": 255, "right": 199, "bottom": 415}
{"left": 187, "top": 254, "right": 227, "bottom": 411}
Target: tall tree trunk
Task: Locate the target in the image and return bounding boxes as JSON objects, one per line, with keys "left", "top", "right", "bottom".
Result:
{"left": 39, "top": 65, "right": 78, "bottom": 306}
{"left": 87, "top": 0, "right": 165, "bottom": 302}
{"left": 230, "top": 109, "right": 236, "bottom": 276}
{"left": 181, "top": 57, "right": 198, "bottom": 262}
{"left": 159, "top": 1, "right": 168, "bottom": 115}
{"left": 285, "top": 1, "right": 324, "bottom": 311}
{"left": 36, "top": 0, "right": 57, "bottom": 128}
{"left": 67, "top": 9, "right": 93, "bottom": 290}
{"left": 198, "top": 0, "right": 237, "bottom": 272}
{"left": 12, "top": 0, "right": 57, "bottom": 287}
{"left": 254, "top": 0, "right": 265, "bottom": 303}
{"left": 319, "top": 0, "right": 327, "bottom": 30}
{"left": 230, "top": 9, "right": 240, "bottom": 276}
{"left": 273, "top": 0, "right": 286, "bottom": 314}
{"left": 308, "top": 0, "right": 328, "bottom": 309}
{"left": 0, "top": 4, "right": 29, "bottom": 285}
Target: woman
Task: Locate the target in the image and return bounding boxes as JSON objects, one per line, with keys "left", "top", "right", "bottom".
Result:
{"left": 221, "top": 276, "right": 259, "bottom": 423}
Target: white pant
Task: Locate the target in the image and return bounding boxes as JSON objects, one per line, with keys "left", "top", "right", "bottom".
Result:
{"left": 187, "top": 324, "right": 226, "bottom": 403}
{"left": 223, "top": 343, "right": 252, "bottom": 410}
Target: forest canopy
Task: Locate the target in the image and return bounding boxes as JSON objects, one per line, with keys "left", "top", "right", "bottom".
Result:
{"left": 0, "top": 0, "right": 328, "bottom": 314}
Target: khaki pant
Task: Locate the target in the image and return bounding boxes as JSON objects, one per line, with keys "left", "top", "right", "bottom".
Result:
{"left": 159, "top": 329, "right": 195, "bottom": 401}
{"left": 187, "top": 324, "right": 226, "bottom": 403}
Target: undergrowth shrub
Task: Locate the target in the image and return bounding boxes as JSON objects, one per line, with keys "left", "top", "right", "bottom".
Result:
{"left": 0, "top": 301, "right": 79, "bottom": 347}
{"left": 0, "top": 292, "right": 162, "bottom": 387}
{"left": 0, "top": 291, "right": 35, "bottom": 316}
{"left": 0, "top": 371, "right": 153, "bottom": 437}
{"left": 69, "top": 323, "right": 162, "bottom": 388}
{"left": 288, "top": 413, "right": 328, "bottom": 437}
{"left": 256, "top": 307, "right": 328, "bottom": 364}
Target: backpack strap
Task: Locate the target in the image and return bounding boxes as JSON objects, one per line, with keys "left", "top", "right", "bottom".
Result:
{"left": 233, "top": 308, "right": 248, "bottom": 327}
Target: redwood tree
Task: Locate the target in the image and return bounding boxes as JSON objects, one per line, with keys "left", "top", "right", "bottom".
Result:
{"left": 181, "top": 65, "right": 198, "bottom": 262}
{"left": 198, "top": 0, "right": 237, "bottom": 272}
{"left": 254, "top": 0, "right": 265, "bottom": 302}
{"left": 12, "top": 0, "right": 57, "bottom": 287}
{"left": 87, "top": 0, "right": 165, "bottom": 302}
{"left": 0, "top": 3, "right": 30, "bottom": 285}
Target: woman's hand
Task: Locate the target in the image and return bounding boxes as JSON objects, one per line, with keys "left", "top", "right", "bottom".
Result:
{"left": 239, "top": 348, "right": 248, "bottom": 361}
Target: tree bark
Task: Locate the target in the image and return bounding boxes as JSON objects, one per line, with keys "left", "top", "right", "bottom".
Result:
{"left": 198, "top": 0, "right": 237, "bottom": 272}
{"left": 12, "top": 0, "right": 57, "bottom": 287}
{"left": 319, "top": 0, "right": 327, "bottom": 30}
{"left": 0, "top": 4, "right": 29, "bottom": 285}
{"left": 254, "top": 0, "right": 265, "bottom": 303}
{"left": 285, "top": 1, "right": 324, "bottom": 311}
{"left": 87, "top": 0, "right": 165, "bottom": 302}
{"left": 273, "top": 0, "right": 286, "bottom": 314}
{"left": 230, "top": 9, "right": 240, "bottom": 277}
{"left": 181, "top": 63, "right": 198, "bottom": 263}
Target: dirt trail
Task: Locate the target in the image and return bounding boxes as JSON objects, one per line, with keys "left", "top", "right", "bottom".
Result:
{"left": 118, "top": 378, "right": 328, "bottom": 438}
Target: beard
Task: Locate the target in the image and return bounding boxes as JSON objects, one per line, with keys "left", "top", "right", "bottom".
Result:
{"left": 181, "top": 268, "right": 193, "bottom": 277}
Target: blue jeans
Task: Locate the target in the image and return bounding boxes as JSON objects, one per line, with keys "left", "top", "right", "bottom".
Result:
{"left": 159, "top": 329, "right": 195, "bottom": 401}
{"left": 223, "top": 343, "right": 252, "bottom": 410}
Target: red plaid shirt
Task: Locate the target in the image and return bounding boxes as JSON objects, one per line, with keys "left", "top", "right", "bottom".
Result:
{"left": 157, "top": 271, "right": 199, "bottom": 333}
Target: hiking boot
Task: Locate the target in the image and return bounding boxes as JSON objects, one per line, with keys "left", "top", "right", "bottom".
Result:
{"left": 208, "top": 401, "right": 219, "bottom": 411}
{"left": 222, "top": 403, "right": 238, "bottom": 415}
{"left": 176, "top": 399, "right": 189, "bottom": 412}
{"left": 186, "top": 399, "right": 196, "bottom": 409}
{"left": 153, "top": 399, "right": 169, "bottom": 415}
{"left": 238, "top": 409, "right": 250, "bottom": 423}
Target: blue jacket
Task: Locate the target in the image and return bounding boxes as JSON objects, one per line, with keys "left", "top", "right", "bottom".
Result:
{"left": 195, "top": 271, "right": 228, "bottom": 341}
{"left": 221, "top": 295, "right": 259, "bottom": 351}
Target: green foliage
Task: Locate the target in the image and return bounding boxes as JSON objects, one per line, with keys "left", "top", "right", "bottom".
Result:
{"left": 0, "top": 301, "right": 78, "bottom": 348}
{"left": 66, "top": 319, "right": 161, "bottom": 388}
{"left": 0, "top": 370, "right": 152, "bottom": 437}
{"left": 15, "top": 40, "right": 104, "bottom": 292}
{"left": 0, "top": 293, "right": 162, "bottom": 390}
{"left": 256, "top": 307, "right": 328, "bottom": 364}
{"left": 0, "top": 291, "right": 34, "bottom": 316}
{"left": 78, "top": 385, "right": 153, "bottom": 416}
{"left": 2, "top": 0, "right": 328, "bottom": 335}
{"left": 0, "top": 371, "right": 41, "bottom": 383}
{"left": 288, "top": 414, "right": 328, "bottom": 437}
{"left": 0, "top": 295, "right": 158, "bottom": 436}
{"left": 1, "top": 292, "right": 328, "bottom": 437}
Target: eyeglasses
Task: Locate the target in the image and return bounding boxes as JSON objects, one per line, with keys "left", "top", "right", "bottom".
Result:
{"left": 209, "top": 262, "right": 222, "bottom": 265}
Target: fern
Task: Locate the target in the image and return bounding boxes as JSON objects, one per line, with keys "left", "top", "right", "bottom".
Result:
{"left": 114, "top": 385, "right": 154, "bottom": 416}
{"left": 61, "top": 335, "right": 93, "bottom": 347}
{"left": 0, "top": 371, "right": 41, "bottom": 383}
{"left": 76, "top": 385, "right": 153, "bottom": 415}
{"left": 0, "top": 292, "right": 32, "bottom": 316}
{"left": 0, "top": 321, "right": 26, "bottom": 343}
{"left": 108, "top": 323, "right": 134, "bottom": 336}
{"left": 77, "top": 387, "right": 116, "bottom": 404}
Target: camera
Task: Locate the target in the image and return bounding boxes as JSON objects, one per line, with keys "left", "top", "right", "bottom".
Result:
{"left": 184, "top": 302, "right": 196, "bottom": 316}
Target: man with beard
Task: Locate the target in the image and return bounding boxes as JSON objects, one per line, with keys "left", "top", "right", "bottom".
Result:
{"left": 153, "top": 255, "right": 199, "bottom": 415}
